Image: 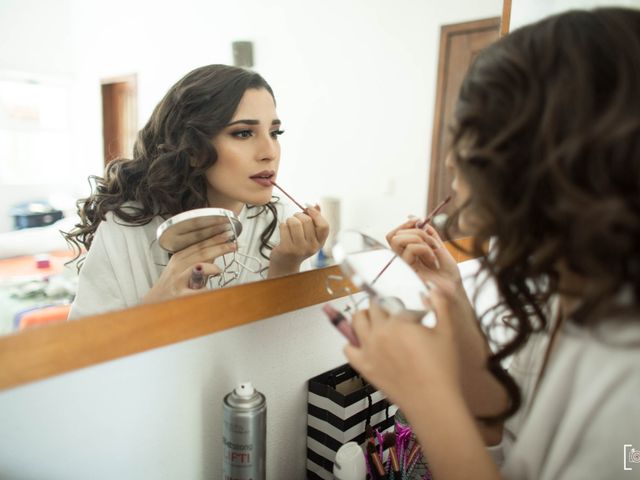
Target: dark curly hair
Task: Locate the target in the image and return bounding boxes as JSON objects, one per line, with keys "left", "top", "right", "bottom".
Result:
{"left": 446, "top": 8, "right": 640, "bottom": 422}
{"left": 64, "top": 64, "right": 279, "bottom": 264}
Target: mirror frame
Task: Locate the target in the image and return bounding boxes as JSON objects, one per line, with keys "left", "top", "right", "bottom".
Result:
{"left": 501, "top": 0, "right": 511, "bottom": 36}
{"left": 0, "top": 265, "right": 353, "bottom": 391}
{"left": 0, "top": 239, "right": 477, "bottom": 391}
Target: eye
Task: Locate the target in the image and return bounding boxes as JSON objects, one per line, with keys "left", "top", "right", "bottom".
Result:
{"left": 270, "top": 129, "right": 285, "bottom": 139}
{"left": 232, "top": 130, "right": 253, "bottom": 139}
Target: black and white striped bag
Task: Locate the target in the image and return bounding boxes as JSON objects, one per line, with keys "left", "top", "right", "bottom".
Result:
{"left": 306, "top": 363, "right": 397, "bottom": 480}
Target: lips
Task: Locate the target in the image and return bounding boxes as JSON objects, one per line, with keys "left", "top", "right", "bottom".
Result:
{"left": 249, "top": 170, "right": 275, "bottom": 187}
{"left": 250, "top": 170, "right": 275, "bottom": 180}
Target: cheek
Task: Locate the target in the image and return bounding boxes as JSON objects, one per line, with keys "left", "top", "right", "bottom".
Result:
{"left": 451, "top": 176, "right": 468, "bottom": 210}
{"left": 213, "top": 143, "right": 236, "bottom": 166}
{"left": 454, "top": 172, "right": 471, "bottom": 202}
{"left": 451, "top": 175, "right": 459, "bottom": 195}
{"left": 451, "top": 175, "right": 477, "bottom": 234}
{"left": 204, "top": 166, "right": 217, "bottom": 190}
{"left": 209, "top": 146, "right": 241, "bottom": 177}
{"left": 204, "top": 160, "right": 229, "bottom": 188}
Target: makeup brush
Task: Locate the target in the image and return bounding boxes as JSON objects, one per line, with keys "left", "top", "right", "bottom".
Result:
{"left": 269, "top": 180, "right": 306, "bottom": 212}
{"left": 405, "top": 442, "right": 422, "bottom": 477}
{"left": 383, "top": 432, "right": 401, "bottom": 478}
{"left": 365, "top": 424, "right": 376, "bottom": 448}
{"left": 371, "top": 195, "right": 452, "bottom": 286}
{"left": 367, "top": 442, "right": 387, "bottom": 480}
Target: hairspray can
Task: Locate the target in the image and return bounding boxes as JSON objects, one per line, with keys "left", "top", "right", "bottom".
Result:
{"left": 223, "top": 382, "right": 266, "bottom": 480}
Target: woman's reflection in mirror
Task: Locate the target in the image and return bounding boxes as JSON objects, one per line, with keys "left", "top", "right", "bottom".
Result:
{"left": 64, "top": 65, "right": 329, "bottom": 319}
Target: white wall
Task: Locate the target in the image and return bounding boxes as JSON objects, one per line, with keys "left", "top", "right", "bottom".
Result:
{"left": 0, "top": 0, "right": 503, "bottom": 237}
{"left": 0, "top": 0, "right": 73, "bottom": 75}
{"left": 0, "top": 0, "right": 80, "bottom": 232}
{"left": 510, "top": 0, "right": 640, "bottom": 30}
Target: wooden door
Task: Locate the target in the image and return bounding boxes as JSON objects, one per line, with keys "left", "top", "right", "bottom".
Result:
{"left": 101, "top": 75, "right": 137, "bottom": 166}
{"left": 427, "top": 17, "right": 501, "bottom": 230}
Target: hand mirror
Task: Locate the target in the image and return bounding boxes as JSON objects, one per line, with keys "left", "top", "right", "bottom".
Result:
{"left": 156, "top": 208, "right": 242, "bottom": 253}
{"left": 332, "top": 230, "right": 436, "bottom": 327}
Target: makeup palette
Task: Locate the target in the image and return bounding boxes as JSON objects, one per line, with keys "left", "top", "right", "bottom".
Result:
{"left": 156, "top": 208, "right": 242, "bottom": 253}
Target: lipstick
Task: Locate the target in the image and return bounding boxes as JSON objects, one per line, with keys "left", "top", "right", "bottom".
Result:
{"left": 322, "top": 303, "right": 360, "bottom": 347}
{"left": 415, "top": 195, "right": 452, "bottom": 229}
{"left": 371, "top": 195, "right": 452, "bottom": 285}
{"left": 269, "top": 180, "right": 306, "bottom": 212}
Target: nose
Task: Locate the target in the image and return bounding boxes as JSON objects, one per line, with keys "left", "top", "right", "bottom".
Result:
{"left": 257, "top": 132, "right": 279, "bottom": 163}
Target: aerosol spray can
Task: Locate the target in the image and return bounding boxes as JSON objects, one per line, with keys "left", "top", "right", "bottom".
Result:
{"left": 222, "top": 382, "right": 266, "bottom": 480}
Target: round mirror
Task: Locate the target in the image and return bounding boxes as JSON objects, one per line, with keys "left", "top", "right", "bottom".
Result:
{"left": 156, "top": 208, "right": 242, "bottom": 253}
{"left": 332, "top": 230, "right": 435, "bottom": 326}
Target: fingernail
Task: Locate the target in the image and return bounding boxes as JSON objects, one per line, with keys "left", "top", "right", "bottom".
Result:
{"left": 425, "top": 281, "right": 436, "bottom": 291}
{"left": 407, "top": 214, "right": 418, "bottom": 220}
{"left": 223, "top": 230, "right": 235, "bottom": 240}
{"left": 434, "top": 258, "right": 441, "bottom": 270}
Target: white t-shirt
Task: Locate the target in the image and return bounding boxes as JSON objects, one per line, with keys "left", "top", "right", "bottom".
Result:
{"left": 490, "top": 309, "right": 640, "bottom": 479}
{"left": 69, "top": 201, "right": 306, "bottom": 319}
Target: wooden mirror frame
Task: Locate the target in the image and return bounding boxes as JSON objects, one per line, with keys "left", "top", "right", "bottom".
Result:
{"left": 0, "top": 239, "right": 476, "bottom": 391}
{"left": 502, "top": 0, "right": 511, "bottom": 36}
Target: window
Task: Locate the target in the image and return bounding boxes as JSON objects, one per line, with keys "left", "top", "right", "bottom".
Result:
{"left": 0, "top": 74, "right": 72, "bottom": 184}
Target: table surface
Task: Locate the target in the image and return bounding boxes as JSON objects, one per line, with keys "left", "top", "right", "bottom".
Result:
{"left": 0, "top": 250, "right": 78, "bottom": 334}
{"left": 0, "top": 250, "right": 77, "bottom": 279}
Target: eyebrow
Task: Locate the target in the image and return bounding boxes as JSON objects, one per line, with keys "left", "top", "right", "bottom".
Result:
{"left": 226, "top": 119, "right": 281, "bottom": 127}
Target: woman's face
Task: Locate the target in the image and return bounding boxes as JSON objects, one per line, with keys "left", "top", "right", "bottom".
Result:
{"left": 206, "top": 88, "right": 282, "bottom": 214}
{"left": 445, "top": 151, "right": 477, "bottom": 234}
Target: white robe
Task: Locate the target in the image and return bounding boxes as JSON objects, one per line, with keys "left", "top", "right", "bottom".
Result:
{"left": 490, "top": 308, "right": 640, "bottom": 479}
{"left": 69, "top": 201, "right": 307, "bottom": 319}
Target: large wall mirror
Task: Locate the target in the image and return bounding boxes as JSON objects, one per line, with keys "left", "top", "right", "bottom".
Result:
{"left": 0, "top": 0, "right": 510, "bottom": 390}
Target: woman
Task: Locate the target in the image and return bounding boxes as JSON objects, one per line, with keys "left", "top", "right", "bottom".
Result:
{"left": 65, "top": 65, "right": 329, "bottom": 319}
{"left": 346, "top": 8, "right": 640, "bottom": 479}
